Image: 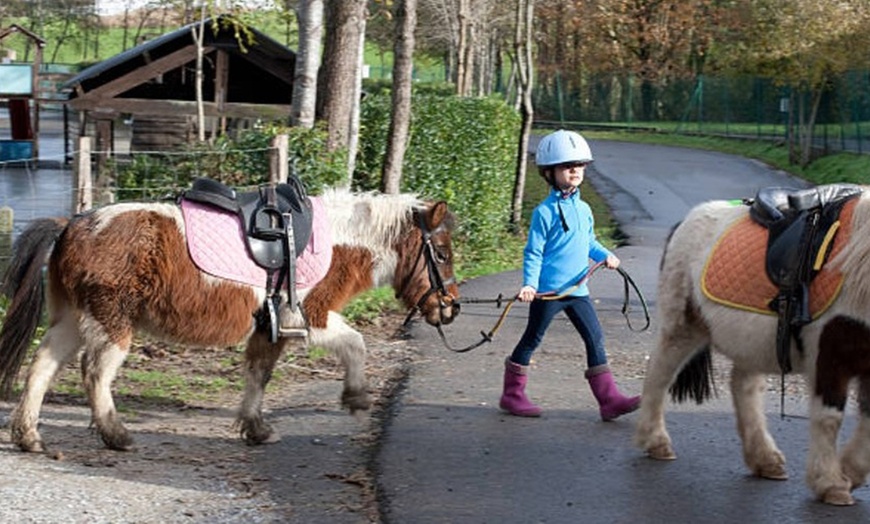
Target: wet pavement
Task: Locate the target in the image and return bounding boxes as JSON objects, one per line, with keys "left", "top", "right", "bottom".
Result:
{"left": 377, "top": 141, "right": 870, "bottom": 523}
{"left": 0, "top": 165, "right": 72, "bottom": 272}
{"left": 0, "top": 110, "right": 131, "bottom": 268}
{"left": 0, "top": 110, "right": 75, "bottom": 269}
{"left": 5, "top": 132, "right": 870, "bottom": 522}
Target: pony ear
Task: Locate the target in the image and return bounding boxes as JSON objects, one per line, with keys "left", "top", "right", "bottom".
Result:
{"left": 429, "top": 201, "right": 449, "bottom": 229}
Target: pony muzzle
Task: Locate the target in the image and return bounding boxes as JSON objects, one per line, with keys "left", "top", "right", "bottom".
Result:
{"left": 437, "top": 293, "right": 460, "bottom": 325}
{"left": 417, "top": 292, "right": 459, "bottom": 326}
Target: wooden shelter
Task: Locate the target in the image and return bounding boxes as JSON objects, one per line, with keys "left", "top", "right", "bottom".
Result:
{"left": 0, "top": 24, "right": 45, "bottom": 161}
{"left": 62, "top": 16, "right": 296, "bottom": 153}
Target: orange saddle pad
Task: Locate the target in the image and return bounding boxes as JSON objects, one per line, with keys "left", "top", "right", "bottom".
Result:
{"left": 701, "top": 200, "right": 855, "bottom": 317}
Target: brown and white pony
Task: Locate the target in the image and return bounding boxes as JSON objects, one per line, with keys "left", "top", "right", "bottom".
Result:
{"left": 635, "top": 190, "right": 870, "bottom": 506}
{"left": 0, "top": 188, "right": 459, "bottom": 452}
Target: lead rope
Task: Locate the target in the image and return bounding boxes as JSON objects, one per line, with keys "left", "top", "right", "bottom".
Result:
{"left": 432, "top": 262, "right": 650, "bottom": 353}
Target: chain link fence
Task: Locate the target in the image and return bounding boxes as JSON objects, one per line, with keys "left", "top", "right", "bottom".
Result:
{"left": 534, "top": 71, "right": 870, "bottom": 155}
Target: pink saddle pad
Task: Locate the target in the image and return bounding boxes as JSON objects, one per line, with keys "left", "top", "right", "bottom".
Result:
{"left": 181, "top": 196, "right": 333, "bottom": 290}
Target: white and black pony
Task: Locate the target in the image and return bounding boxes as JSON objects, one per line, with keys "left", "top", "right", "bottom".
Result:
{"left": 636, "top": 185, "right": 870, "bottom": 505}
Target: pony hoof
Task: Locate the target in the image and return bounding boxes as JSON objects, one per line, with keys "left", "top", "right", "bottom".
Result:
{"left": 342, "top": 390, "right": 371, "bottom": 413}
{"left": 646, "top": 443, "right": 677, "bottom": 461}
{"left": 245, "top": 432, "right": 281, "bottom": 446}
{"left": 822, "top": 488, "right": 855, "bottom": 506}
{"left": 263, "top": 432, "right": 281, "bottom": 444}
{"left": 12, "top": 429, "right": 45, "bottom": 453}
{"left": 244, "top": 432, "right": 279, "bottom": 446}
{"left": 17, "top": 438, "right": 46, "bottom": 453}
{"left": 240, "top": 420, "right": 276, "bottom": 446}
{"left": 757, "top": 464, "right": 788, "bottom": 480}
{"left": 101, "top": 433, "right": 135, "bottom": 451}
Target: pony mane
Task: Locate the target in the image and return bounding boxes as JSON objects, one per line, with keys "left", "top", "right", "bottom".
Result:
{"left": 319, "top": 188, "right": 423, "bottom": 249}
{"left": 832, "top": 189, "right": 870, "bottom": 307}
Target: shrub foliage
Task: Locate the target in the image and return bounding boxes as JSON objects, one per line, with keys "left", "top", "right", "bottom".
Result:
{"left": 114, "top": 93, "right": 522, "bottom": 272}
{"left": 357, "top": 93, "right": 521, "bottom": 265}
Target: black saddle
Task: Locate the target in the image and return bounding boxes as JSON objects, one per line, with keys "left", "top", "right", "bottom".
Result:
{"left": 748, "top": 183, "right": 862, "bottom": 373}
{"left": 183, "top": 176, "right": 313, "bottom": 268}
{"left": 181, "top": 176, "right": 314, "bottom": 342}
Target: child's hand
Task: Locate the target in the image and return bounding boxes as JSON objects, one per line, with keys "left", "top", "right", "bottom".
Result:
{"left": 517, "top": 285, "right": 537, "bottom": 302}
{"left": 605, "top": 254, "right": 621, "bottom": 269}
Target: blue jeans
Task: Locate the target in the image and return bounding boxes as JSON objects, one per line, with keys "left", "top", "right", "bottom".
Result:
{"left": 509, "top": 295, "right": 607, "bottom": 368}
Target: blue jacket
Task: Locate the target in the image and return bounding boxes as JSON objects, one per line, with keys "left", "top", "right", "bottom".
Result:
{"left": 523, "top": 189, "right": 611, "bottom": 297}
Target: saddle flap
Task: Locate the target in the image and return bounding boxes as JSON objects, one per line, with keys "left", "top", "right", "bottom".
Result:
{"left": 183, "top": 177, "right": 239, "bottom": 213}
{"left": 761, "top": 184, "right": 862, "bottom": 289}
{"left": 750, "top": 184, "right": 863, "bottom": 227}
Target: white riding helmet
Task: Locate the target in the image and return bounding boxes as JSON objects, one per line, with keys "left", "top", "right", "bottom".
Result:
{"left": 535, "top": 129, "right": 593, "bottom": 167}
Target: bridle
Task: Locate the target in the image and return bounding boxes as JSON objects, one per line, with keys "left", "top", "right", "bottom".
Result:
{"left": 402, "top": 209, "right": 459, "bottom": 327}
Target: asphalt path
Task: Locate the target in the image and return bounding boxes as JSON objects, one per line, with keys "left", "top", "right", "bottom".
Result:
{"left": 377, "top": 141, "right": 870, "bottom": 523}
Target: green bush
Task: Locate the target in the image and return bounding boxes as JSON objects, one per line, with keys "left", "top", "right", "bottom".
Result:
{"left": 357, "top": 93, "right": 521, "bottom": 268}
{"left": 363, "top": 78, "right": 456, "bottom": 97}
{"left": 115, "top": 123, "right": 347, "bottom": 200}
{"left": 113, "top": 94, "right": 523, "bottom": 276}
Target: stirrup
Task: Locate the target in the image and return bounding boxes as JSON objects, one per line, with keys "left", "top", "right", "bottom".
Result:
{"left": 278, "top": 325, "right": 308, "bottom": 338}
{"left": 277, "top": 306, "right": 308, "bottom": 339}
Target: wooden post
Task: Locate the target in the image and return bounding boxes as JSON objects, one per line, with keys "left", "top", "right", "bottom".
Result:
{"left": 270, "top": 134, "right": 289, "bottom": 184}
{"left": 74, "top": 136, "right": 93, "bottom": 213}
{"left": 93, "top": 116, "right": 116, "bottom": 205}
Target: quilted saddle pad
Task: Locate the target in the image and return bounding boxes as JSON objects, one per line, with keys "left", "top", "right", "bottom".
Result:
{"left": 701, "top": 199, "right": 856, "bottom": 317}
{"left": 181, "top": 195, "right": 333, "bottom": 290}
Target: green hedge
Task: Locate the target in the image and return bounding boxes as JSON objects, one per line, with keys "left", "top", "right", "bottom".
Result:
{"left": 115, "top": 123, "right": 347, "bottom": 200}
{"left": 114, "top": 94, "right": 522, "bottom": 270}
{"left": 357, "top": 94, "right": 521, "bottom": 263}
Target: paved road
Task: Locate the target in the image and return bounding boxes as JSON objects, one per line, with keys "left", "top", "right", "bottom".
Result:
{"left": 377, "top": 141, "right": 870, "bottom": 523}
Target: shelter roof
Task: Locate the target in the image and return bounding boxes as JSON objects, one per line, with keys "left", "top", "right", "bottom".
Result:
{"left": 62, "top": 15, "right": 295, "bottom": 112}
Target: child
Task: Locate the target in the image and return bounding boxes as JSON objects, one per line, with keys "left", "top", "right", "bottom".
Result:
{"left": 499, "top": 129, "right": 640, "bottom": 421}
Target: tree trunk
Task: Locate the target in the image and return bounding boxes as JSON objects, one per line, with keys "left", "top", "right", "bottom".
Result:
{"left": 345, "top": 13, "right": 367, "bottom": 185}
{"left": 291, "top": 0, "right": 323, "bottom": 129}
{"left": 510, "top": 0, "right": 535, "bottom": 230}
{"left": 380, "top": 0, "right": 417, "bottom": 195}
{"left": 192, "top": 8, "right": 206, "bottom": 143}
{"left": 800, "top": 85, "right": 825, "bottom": 167}
{"left": 318, "top": 0, "right": 368, "bottom": 154}
{"left": 456, "top": 0, "right": 470, "bottom": 95}
{"left": 787, "top": 91, "right": 798, "bottom": 165}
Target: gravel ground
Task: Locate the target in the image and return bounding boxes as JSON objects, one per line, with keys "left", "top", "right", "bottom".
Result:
{"left": 0, "top": 308, "right": 820, "bottom": 524}
{"left": 0, "top": 317, "right": 412, "bottom": 523}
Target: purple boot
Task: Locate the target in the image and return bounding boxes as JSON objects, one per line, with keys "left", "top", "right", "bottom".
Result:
{"left": 499, "top": 358, "right": 542, "bottom": 417}
{"left": 585, "top": 365, "right": 640, "bottom": 421}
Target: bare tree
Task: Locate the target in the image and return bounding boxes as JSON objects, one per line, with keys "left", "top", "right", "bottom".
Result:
{"left": 191, "top": 5, "right": 207, "bottom": 142}
{"left": 456, "top": 0, "right": 471, "bottom": 95}
{"left": 290, "top": 0, "right": 323, "bottom": 129}
{"left": 318, "top": 0, "right": 367, "bottom": 157}
{"left": 380, "top": 0, "right": 417, "bottom": 194}
{"left": 510, "top": 0, "right": 534, "bottom": 229}
{"left": 417, "top": 0, "right": 510, "bottom": 96}
{"left": 345, "top": 10, "right": 366, "bottom": 183}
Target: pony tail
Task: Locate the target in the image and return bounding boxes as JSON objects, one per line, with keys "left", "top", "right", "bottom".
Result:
{"left": 669, "top": 346, "right": 717, "bottom": 404}
{"left": 659, "top": 221, "right": 682, "bottom": 272}
{"left": 0, "top": 218, "right": 66, "bottom": 399}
